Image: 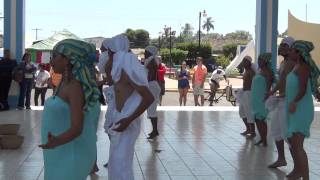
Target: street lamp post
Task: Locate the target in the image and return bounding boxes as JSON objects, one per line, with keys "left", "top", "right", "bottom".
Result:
{"left": 169, "top": 27, "right": 172, "bottom": 67}
{"left": 164, "top": 26, "right": 176, "bottom": 77}
{"left": 198, "top": 10, "right": 207, "bottom": 56}
{"left": 158, "top": 32, "right": 162, "bottom": 49}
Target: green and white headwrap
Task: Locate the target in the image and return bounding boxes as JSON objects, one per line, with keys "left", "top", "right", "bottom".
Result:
{"left": 291, "top": 40, "right": 320, "bottom": 96}
{"left": 53, "top": 39, "right": 100, "bottom": 110}
{"left": 258, "top": 52, "right": 272, "bottom": 70}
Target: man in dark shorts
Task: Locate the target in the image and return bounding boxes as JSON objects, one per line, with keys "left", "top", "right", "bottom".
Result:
{"left": 208, "top": 66, "right": 227, "bottom": 105}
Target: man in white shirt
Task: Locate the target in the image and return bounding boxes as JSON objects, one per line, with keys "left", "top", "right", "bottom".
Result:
{"left": 208, "top": 66, "right": 227, "bottom": 105}
{"left": 34, "top": 64, "right": 50, "bottom": 106}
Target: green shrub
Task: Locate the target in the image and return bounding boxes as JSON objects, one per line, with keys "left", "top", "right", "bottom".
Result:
{"left": 222, "top": 44, "right": 237, "bottom": 60}
{"left": 160, "top": 48, "right": 188, "bottom": 66}
{"left": 215, "top": 55, "right": 230, "bottom": 68}
{"left": 175, "top": 42, "right": 212, "bottom": 60}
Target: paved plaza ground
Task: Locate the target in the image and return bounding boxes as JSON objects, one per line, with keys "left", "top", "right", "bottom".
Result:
{"left": 1, "top": 107, "right": 320, "bottom": 180}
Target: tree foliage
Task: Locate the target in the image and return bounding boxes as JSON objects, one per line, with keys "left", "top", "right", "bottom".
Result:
{"left": 279, "top": 29, "right": 288, "bottom": 37}
{"left": 225, "top": 30, "right": 252, "bottom": 40}
{"left": 176, "top": 42, "right": 212, "bottom": 60}
{"left": 202, "top": 17, "right": 214, "bottom": 34}
{"left": 222, "top": 43, "right": 238, "bottom": 60}
{"left": 160, "top": 48, "right": 188, "bottom": 65}
{"left": 124, "top": 29, "right": 150, "bottom": 48}
{"left": 215, "top": 55, "right": 230, "bottom": 68}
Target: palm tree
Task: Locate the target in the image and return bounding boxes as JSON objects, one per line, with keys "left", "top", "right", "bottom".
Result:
{"left": 202, "top": 17, "right": 214, "bottom": 34}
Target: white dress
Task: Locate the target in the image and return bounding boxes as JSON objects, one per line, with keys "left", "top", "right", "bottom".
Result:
{"left": 108, "top": 51, "right": 148, "bottom": 180}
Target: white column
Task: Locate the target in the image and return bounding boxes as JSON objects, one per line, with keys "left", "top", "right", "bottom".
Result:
{"left": 255, "top": 0, "right": 278, "bottom": 71}
{"left": 4, "top": 0, "right": 25, "bottom": 62}
{"left": 4, "top": 0, "right": 25, "bottom": 108}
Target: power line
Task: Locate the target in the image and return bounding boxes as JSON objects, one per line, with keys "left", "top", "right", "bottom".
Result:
{"left": 32, "top": 28, "right": 42, "bottom": 40}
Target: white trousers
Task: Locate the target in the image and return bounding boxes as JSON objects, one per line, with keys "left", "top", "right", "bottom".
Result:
{"left": 108, "top": 118, "right": 141, "bottom": 180}
{"left": 238, "top": 90, "right": 254, "bottom": 123}
{"left": 270, "top": 98, "right": 288, "bottom": 141}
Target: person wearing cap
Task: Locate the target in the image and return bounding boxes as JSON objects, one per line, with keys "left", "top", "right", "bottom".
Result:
{"left": 267, "top": 36, "right": 296, "bottom": 168}
{"left": 251, "top": 53, "right": 274, "bottom": 146}
{"left": 34, "top": 63, "right": 50, "bottom": 106}
{"left": 285, "top": 40, "right": 319, "bottom": 179}
{"left": 238, "top": 56, "right": 255, "bottom": 138}
{"left": 208, "top": 66, "right": 227, "bottom": 106}
{"left": 39, "top": 39, "right": 101, "bottom": 180}
{"left": 144, "top": 45, "right": 161, "bottom": 139}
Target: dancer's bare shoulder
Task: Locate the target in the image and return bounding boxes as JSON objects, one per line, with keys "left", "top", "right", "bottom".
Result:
{"left": 114, "top": 70, "right": 134, "bottom": 112}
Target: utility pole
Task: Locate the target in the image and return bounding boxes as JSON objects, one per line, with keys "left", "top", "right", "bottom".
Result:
{"left": 32, "top": 28, "right": 42, "bottom": 40}
{"left": 306, "top": 3, "right": 308, "bottom": 22}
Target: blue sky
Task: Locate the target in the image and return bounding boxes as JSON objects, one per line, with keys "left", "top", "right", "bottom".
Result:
{"left": 1, "top": 0, "right": 320, "bottom": 42}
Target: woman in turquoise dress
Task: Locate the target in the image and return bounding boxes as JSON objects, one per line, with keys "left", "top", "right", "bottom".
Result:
{"left": 251, "top": 53, "right": 274, "bottom": 146}
{"left": 285, "top": 40, "right": 320, "bottom": 180}
{"left": 39, "top": 39, "right": 101, "bottom": 180}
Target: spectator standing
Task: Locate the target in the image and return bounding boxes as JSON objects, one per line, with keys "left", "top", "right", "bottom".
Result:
{"left": 17, "top": 52, "right": 37, "bottom": 110}
{"left": 192, "top": 57, "right": 207, "bottom": 106}
{"left": 34, "top": 64, "right": 50, "bottom": 106}
{"left": 177, "top": 61, "right": 190, "bottom": 106}
{"left": 0, "top": 50, "right": 17, "bottom": 110}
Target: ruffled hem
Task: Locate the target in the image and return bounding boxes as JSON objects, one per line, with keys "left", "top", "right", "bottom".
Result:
{"left": 286, "top": 129, "right": 310, "bottom": 138}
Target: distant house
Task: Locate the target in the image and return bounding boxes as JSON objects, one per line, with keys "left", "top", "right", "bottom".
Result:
{"left": 26, "top": 29, "right": 82, "bottom": 64}
{"left": 84, "top": 37, "right": 107, "bottom": 49}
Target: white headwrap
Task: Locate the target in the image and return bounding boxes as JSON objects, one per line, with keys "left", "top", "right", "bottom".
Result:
{"left": 97, "top": 51, "right": 109, "bottom": 73}
{"left": 101, "top": 38, "right": 111, "bottom": 49}
{"left": 281, "top": 36, "right": 295, "bottom": 47}
{"left": 112, "top": 52, "right": 148, "bottom": 86}
{"left": 105, "top": 34, "right": 130, "bottom": 53}
{"left": 144, "top": 46, "right": 159, "bottom": 68}
{"left": 109, "top": 34, "right": 148, "bottom": 86}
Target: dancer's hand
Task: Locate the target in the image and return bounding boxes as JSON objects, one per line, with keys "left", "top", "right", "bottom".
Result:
{"left": 113, "top": 118, "right": 131, "bottom": 132}
{"left": 289, "top": 102, "right": 296, "bottom": 113}
{"left": 39, "top": 132, "right": 58, "bottom": 149}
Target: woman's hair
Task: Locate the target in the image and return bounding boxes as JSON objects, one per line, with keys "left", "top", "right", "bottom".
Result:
{"left": 180, "top": 61, "right": 187, "bottom": 72}
{"left": 22, "top": 52, "right": 30, "bottom": 61}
